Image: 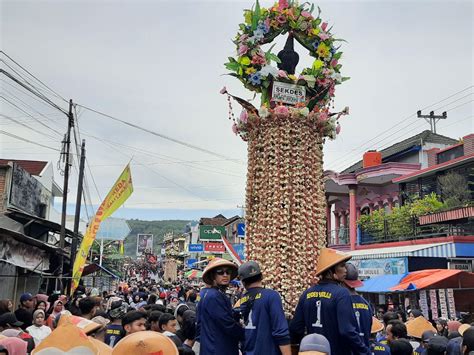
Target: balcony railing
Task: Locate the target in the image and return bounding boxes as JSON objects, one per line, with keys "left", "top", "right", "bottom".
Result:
{"left": 359, "top": 218, "right": 474, "bottom": 245}
{"left": 328, "top": 227, "right": 349, "bottom": 246}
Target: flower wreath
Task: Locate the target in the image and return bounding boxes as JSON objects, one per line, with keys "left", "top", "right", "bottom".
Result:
{"left": 224, "top": 0, "right": 349, "bottom": 108}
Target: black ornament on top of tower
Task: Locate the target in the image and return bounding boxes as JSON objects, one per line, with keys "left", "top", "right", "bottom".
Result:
{"left": 277, "top": 33, "right": 299, "bottom": 75}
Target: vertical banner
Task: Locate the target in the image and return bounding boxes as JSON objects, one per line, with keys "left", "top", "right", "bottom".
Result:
{"left": 438, "top": 289, "right": 448, "bottom": 319}
{"left": 419, "top": 290, "right": 429, "bottom": 319}
{"left": 71, "top": 164, "right": 133, "bottom": 294}
{"left": 429, "top": 289, "right": 438, "bottom": 320}
{"left": 137, "top": 234, "right": 153, "bottom": 256}
{"left": 447, "top": 289, "right": 457, "bottom": 319}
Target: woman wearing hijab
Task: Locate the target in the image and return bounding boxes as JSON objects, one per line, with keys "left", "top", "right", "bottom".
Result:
{"left": 26, "top": 310, "right": 51, "bottom": 346}
{"left": 0, "top": 337, "right": 28, "bottom": 355}
{"left": 46, "top": 301, "right": 63, "bottom": 329}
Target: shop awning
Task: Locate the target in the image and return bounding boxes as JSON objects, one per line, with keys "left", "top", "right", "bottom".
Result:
{"left": 349, "top": 242, "right": 456, "bottom": 259}
{"left": 357, "top": 274, "right": 408, "bottom": 293}
{"left": 390, "top": 269, "right": 474, "bottom": 291}
{"left": 83, "top": 263, "right": 119, "bottom": 279}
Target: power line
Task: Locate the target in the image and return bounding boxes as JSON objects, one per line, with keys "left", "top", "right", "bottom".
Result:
{"left": 0, "top": 130, "right": 60, "bottom": 151}
{"left": 77, "top": 103, "right": 243, "bottom": 164}
{"left": 0, "top": 107, "right": 58, "bottom": 141}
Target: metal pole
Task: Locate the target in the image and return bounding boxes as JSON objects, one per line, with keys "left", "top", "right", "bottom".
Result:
{"left": 67, "top": 139, "right": 86, "bottom": 295}
{"left": 99, "top": 239, "right": 104, "bottom": 266}
{"left": 59, "top": 99, "right": 74, "bottom": 291}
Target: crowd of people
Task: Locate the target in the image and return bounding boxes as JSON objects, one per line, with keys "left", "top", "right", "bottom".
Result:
{"left": 0, "top": 247, "right": 473, "bottom": 354}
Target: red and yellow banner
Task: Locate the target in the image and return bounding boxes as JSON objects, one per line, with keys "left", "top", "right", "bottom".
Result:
{"left": 71, "top": 164, "right": 133, "bottom": 294}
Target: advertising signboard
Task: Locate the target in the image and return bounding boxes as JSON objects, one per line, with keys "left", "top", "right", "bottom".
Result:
{"left": 419, "top": 290, "right": 429, "bottom": 319}
{"left": 137, "top": 234, "right": 153, "bottom": 256}
{"left": 271, "top": 81, "right": 306, "bottom": 105}
{"left": 186, "top": 258, "right": 198, "bottom": 267}
{"left": 188, "top": 244, "right": 204, "bottom": 252}
{"left": 204, "top": 242, "right": 225, "bottom": 253}
{"left": 438, "top": 289, "right": 448, "bottom": 319}
{"left": 351, "top": 258, "right": 407, "bottom": 278}
{"left": 237, "top": 223, "right": 245, "bottom": 237}
{"left": 232, "top": 243, "right": 246, "bottom": 261}
{"left": 447, "top": 289, "right": 456, "bottom": 319}
{"left": 199, "top": 225, "right": 225, "bottom": 240}
{"left": 430, "top": 289, "right": 438, "bottom": 319}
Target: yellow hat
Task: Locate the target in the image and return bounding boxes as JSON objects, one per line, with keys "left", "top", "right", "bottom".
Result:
{"left": 371, "top": 317, "right": 384, "bottom": 334}
{"left": 202, "top": 257, "right": 238, "bottom": 285}
{"left": 89, "top": 337, "right": 112, "bottom": 355}
{"left": 459, "top": 323, "right": 471, "bottom": 335}
{"left": 405, "top": 316, "right": 436, "bottom": 339}
{"left": 112, "top": 331, "right": 178, "bottom": 355}
{"left": 315, "top": 248, "right": 352, "bottom": 276}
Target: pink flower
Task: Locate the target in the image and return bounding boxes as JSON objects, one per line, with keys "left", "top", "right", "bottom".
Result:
{"left": 251, "top": 55, "right": 266, "bottom": 65}
{"left": 319, "top": 111, "right": 329, "bottom": 121}
{"left": 220, "top": 86, "right": 227, "bottom": 94}
{"left": 330, "top": 59, "right": 338, "bottom": 67}
{"left": 264, "top": 18, "right": 271, "bottom": 28}
{"left": 301, "top": 11, "right": 312, "bottom": 19}
{"left": 238, "top": 45, "right": 249, "bottom": 56}
{"left": 276, "top": 15, "right": 287, "bottom": 24}
{"left": 240, "top": 110, "right": 248, "bottom": 123}
{"left": 318, "top": 32, "right": 330, "bottom": 41}
{"left": 232, "top": 123, "right": 238, "bottom": 135}
{"left": 336, "top": 123, "right": 341, "bottom": 134}
{"left": 239, "top": 34, "right": 249, "bottom": 43}
{"left": 321, "top": 22, "right": 328, "bottom": 31}
{"left": 278, "top": 0, "right": 289, "bottom": 10}
{"left": 277, "top": 70, "right": 288, "bottom": 78}
{"left": 274, "top": 105, "right": 289, "bottom": 116}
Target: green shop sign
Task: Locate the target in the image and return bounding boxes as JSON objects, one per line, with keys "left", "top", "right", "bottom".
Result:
{"left": 199, "top": 225, "right": 225, "bottom": 240}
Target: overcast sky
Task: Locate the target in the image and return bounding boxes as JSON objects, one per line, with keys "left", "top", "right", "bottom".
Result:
{"left": 1, "top": 0, "right": 472, "bottom": 221}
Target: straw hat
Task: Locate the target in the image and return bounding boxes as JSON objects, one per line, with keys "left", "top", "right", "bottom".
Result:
{"left": 111, "top": 331, "right": 178, "bottom": 355}
{"left": 202, "top": 257, "right": 238, "bottom": 285}
{"left": 405, "top": 316, "right": 437, "bottom": 339}
{"left": 371, "top": 317, "right": 384, "bottom": 334}
{"left": 315, "top": 248, "right": 352, "bottom": 276}
{"left": 89, "top": 337, "right": 112, "bottom": 355}
{"left": 459, "top": 323, "right": 472, "bottom": 335}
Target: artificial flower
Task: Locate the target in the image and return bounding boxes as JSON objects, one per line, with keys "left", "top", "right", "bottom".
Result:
{"left": 259, "top": 105, "right": 270, "bottom": 118}
{"left": 245, "top": 66, "right": 257, "bottom": 75}
{"left": 240, "top": 109, "right": 248, "bottom": 123}
{"left": 321, "top": 22, "right": 328, "bottom": 31}
{"left": 299, "top": 107, "right": 310, "bottom": 116}
{"left": 318, "top": 111, "right": 329, "bottom": 121}
{"left": 257, "top": 22, "right": 270, "bottom": 34}
{"left": 318, "top": 32, "right": 330, "bottom": 41}
{"left": 301, "top": 11, "right": 312, "bottom": 18}
{"left": 253, "top": 28, "right": 265, "bottom": 41}
{"left": 259, "top": 65, "right": 279, "bottom": 77}
{"left": 312, "top": 59, "right": 324, "bottom": 70}
{"left": 330, "top": 58, "right": 338, "bottom": 68}
{"left": 249, "top": 72, "right": 262, "bottom": 85}
{"left": 238, "top": 45, "right": 249, "bottom": 56}
{"left": 312, "top": 39, "right": 320, "bottom": 50}
{"left": 311, "top": 28, "right": 320, "bottom": 36}
{"left": 288, "top": 74, "right": 297, "bottom": 81}
{"left": 251, "top": 54, "right": 266, "bottom": 65}
{"left": 277, "top": 70, "right": 288, "bottom": 78}
{"left": 219, "top": 86, "right": 227, "bottom": 95}
{"left": 232, "top": 123, "right": 238, "bottom": 134}
{"left": 276, "top": 15, "right": 287, "bottom": 24}
{"left": 299, "top": 21, "right": 309, "bottom": 31}
{"left": 274, "top": 105, "right": 289, "bottom": 116}
{"left": 336, "top": 123, "right": 341, "bottom": 134}
{"left": 316, "top": 42, "right": 330, "bottom": 58}
{"left": 244, "top": 10, "right": 252, "bottom": 24}
{"left": 239, "top": 56, "right": 251, "bottom": 66}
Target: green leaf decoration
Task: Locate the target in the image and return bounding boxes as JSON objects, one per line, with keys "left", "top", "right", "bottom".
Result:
{"left": 267, "top": 53, "right": 281, "bottom": 64}
{"left": 341, "top": 76, "right": 350, "bottom": 82}
{"left": 225, "top": 61, "right": 241, "bottom": 72}
{"left": 252, "top": 0, "right": 261, "bottom": 30}
{"left": 333, "top": 52, "right": 343, "bottom": 60}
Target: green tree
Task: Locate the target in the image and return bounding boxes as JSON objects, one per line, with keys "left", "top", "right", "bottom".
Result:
{"left": 439, "top": 172, "right": 471, "bottom": 209}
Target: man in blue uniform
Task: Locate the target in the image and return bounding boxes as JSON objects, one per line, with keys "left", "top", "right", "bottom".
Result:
{"left": 196, "top": 258, "right": 244, "bottom": 355}
{"left": 342, "top": 262, "right": 373, "bottom": 348}
{"left": 370, "top": 316, "right": 391, "bottom": 354}
{"left": 238, "top": 261, "right": 291, "bottom": 355}
{"left": 290, "top": 248, "right": 370, "bottom": 355}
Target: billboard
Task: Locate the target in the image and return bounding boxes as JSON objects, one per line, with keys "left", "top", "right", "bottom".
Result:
{"left": 188, "top": 244, "right": 204, "bottom": 252}
{"left": 199, "top": 225, "right": 225, "bottom": 240}
{"left": 137, "top": 234, "right": 153, "bottom": 256}
{"left": 237, "top": 223, "right": 245, "bottom": 237}
{"left": 204, "top": 242, "right": 225, "bottom": 253}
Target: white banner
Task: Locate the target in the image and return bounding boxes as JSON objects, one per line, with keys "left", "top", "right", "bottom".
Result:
{"left": 447, "top": 289, "right": 457, "bottom": 319}
{"left": 419, "top": 290, "right": 429, "bottom": 319}
{"left": 430, "top": 289, "right": 438, "bottom": 320}
{"left": 438, "top": 289, "right": 448, "bottom": 319}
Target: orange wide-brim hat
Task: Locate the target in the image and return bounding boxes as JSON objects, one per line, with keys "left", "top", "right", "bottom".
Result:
{"left": 371, "top": 317, "right": 384, "bottom": 334}
{"left": 202, "top": 257, "right": 238, "bottom": 285}
{"left": 315, "top": 248, "right": 352, "bottom": 276}
{"left": 89, "top": 337, "right": 112, "bottom": 355}
{"left": 405, "top": 316, "right": 436, "bottom": 339}
{"left": 111, "top": 331, "right": 178, "bottom": 355}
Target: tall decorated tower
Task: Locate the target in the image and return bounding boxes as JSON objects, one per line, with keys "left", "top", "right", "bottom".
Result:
{"left": 222, "top": 0, "right": 349, "bottom": 313}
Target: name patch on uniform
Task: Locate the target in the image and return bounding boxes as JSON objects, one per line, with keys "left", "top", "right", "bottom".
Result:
{"left": 240, "top": 293, "right": 262, "bottom": 304}
{"left": 306, "top": 291, "right": 332, "bottom": 299}
{"left": 353, "top": 302, "right": 369, "bottom": 310}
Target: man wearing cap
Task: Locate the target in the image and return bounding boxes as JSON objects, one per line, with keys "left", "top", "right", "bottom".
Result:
{"left": 298, "top": 333, "right": 331, "bottom": 354}
{"left": 196, "top": 257, "right": 244, "bottom": 355}
{"left": 290, "top": 248, "right": 370, "bottom": 355}
{"left": 342, "top": 263, "right": 372, "bottom": 348}
{"left": 237, "top": 260, "right": 291, "bottom": 355}
{"left": 15, "top": 293, "right": 34, "bottom": 330}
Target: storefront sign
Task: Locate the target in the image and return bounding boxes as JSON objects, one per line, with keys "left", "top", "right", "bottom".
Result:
{"left": 430, "top": 289, "right": 438, "bottom": 320}
{"left": 186, "top": 258, "right": 198, "bottom": 267}
{"left": 204, "top": 242, "right": 225, "bottom": 253}
{"left": 188, "top": 244, "right": 204, "bottom": 252}
{"left": 351, "top": 257, "right": 407, "bottom": 277}
{"left": 237, "top": 223, "right": 245, "bottom": 237}
{"left": 449, "top": 260, "right": 473, "bottom": 272}
{"left": 199, "top": 225, "right": 225, "bottom": 240}
{"left": 438, "top": 289, "right": 448, "bottom": 319}
{"left": 419, "top": 290, "right": 429, "bottom": 319}
{"left": 447, "top": 289, "right": 456, "bottom": 319}
{"left": 271, "top": 81, "right": 306, "bottom": 105}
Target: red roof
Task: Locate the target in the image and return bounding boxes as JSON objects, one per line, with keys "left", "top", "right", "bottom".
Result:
{"left": 0, "top": 159, "right": 48, "bottom": 176}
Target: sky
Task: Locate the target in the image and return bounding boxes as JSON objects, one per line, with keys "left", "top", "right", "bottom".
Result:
{"left": 1, "top": 0, "right": 473, "bottom": 221}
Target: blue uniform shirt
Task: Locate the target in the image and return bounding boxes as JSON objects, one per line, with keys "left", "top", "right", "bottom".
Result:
{"left": 351, "top": 294, "right": 372, "bottom": 347}
{"left": 413, "top": 345, "right": 425, "bottom": 355}
{"left": 290, "top": 280, "right": 370, "bottom": 355}
{"left": 239, "top": 287, "right": 290, "bottom": 355}
{"left": 196, "top": 287, "right": 244, "bottom": 355}
{"left": 370, "top": 340, "right": 391, "bottom": 354}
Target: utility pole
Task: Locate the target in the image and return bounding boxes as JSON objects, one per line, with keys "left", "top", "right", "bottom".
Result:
{"left": 67, "top": 139, "right": 85, "bottom": 295}
{"left": 59, "top": 99, "right": 74, "bottom": 291}
{"left": 417, "top": 110, "right": 447, "bottom": 134}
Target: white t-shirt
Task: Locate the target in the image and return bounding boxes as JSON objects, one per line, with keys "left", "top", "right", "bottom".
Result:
{"left": 26, "top": 325, "right": 52, "bottom": 346}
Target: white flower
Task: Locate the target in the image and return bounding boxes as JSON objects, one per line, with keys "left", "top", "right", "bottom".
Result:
{"left": 330, "top": 72, "right": 343, "bottom": 83}
{"left": 299, "top": 107, "right": 309, "bottom": 117}
{"left": 259, "top": 106, "right": 270, "bottom": 118}
{"left": 259, "top": 65, "right": 279, "bottom": 78}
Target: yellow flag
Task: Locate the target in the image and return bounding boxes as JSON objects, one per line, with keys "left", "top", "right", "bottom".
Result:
{"left": 71, "top": 164, "right": 133, "bottom": 294}
{"left": 120, "top": 241, "right": 124, "bottom": 255}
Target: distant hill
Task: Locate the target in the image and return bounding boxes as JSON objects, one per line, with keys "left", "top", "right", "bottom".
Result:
{"left": 124, "top": 219, "right": 191, "bottom": 257}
